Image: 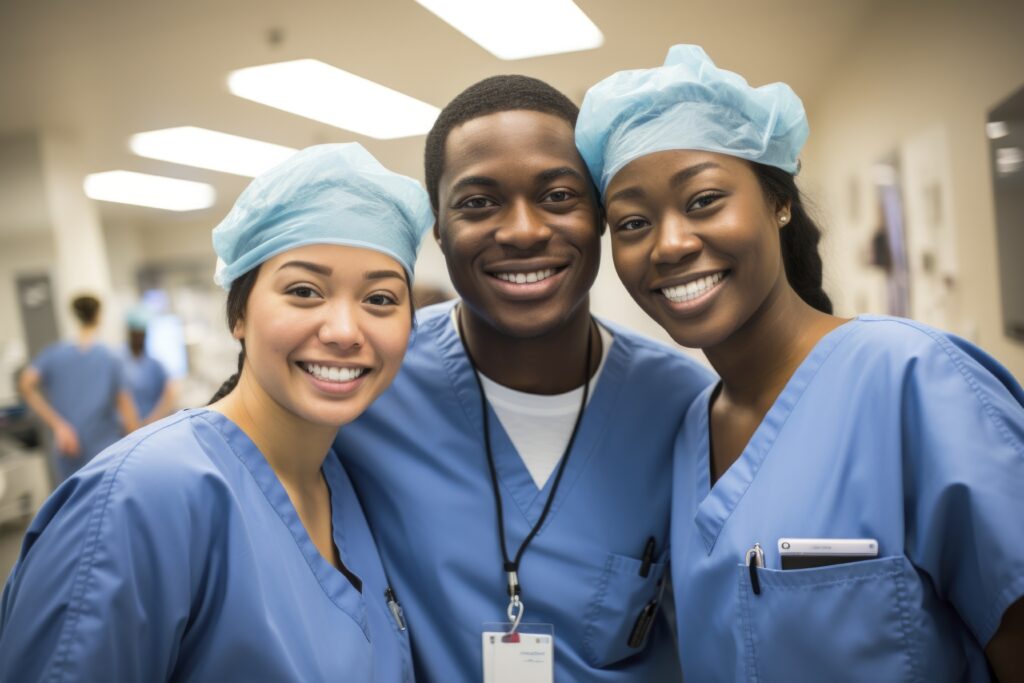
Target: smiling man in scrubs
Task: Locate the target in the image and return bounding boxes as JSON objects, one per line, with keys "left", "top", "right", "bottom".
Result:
{"left": 334, "top": 75, "right": 714, "bottom": 682}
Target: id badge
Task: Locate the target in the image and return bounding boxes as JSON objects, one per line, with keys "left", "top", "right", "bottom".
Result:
{"left": 482, "top": 622, "right": 554, "bottom": 683}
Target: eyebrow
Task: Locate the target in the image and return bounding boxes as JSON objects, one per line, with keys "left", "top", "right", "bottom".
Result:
{"left": 448, "top": 166, "right": 587, "bottom": 196}
{"left": 364, "top": 269, "right": 406, "bottom": 283}
{"left": 606, "top": 161, "right": 722, "bottom": 204}
{"left": 276, "top": 260, "right": 332, "bottom": 276}
{"left": 449, "top": 175, "right": 499, "bottom": 194}
{"left": 669, "top": 162, "right": 721, "bottom": 189}
{"left": 536, "top": 166, "right": 587, "bottom": 184}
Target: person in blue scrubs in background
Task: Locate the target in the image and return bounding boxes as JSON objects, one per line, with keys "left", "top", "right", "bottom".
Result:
{"left": 122, "top": 307, "right": 176, "bottom": 425}
{"left": 0, "top": 143, "right": 431, "bottom": 682}
{"left": 18, "top": 294, "right": 139, "bottom": 483}
{"left": 577, "top": 44, "right": 1024, "bottom": 681}
{"left": 334, "top": 76, "right": 714, "bottom": 682}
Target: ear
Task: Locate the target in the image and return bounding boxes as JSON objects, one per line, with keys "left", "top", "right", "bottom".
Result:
{"left": 231, "top": 317, "right": 245, "bottom": 342}
{"left": 432, "top": 221, "right": 442, "bottom": 245}
{"left": 776, "top": 199, "right": 793, "bottom": 228}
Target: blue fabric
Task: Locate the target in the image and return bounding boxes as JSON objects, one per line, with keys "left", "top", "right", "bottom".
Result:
{"left": 0, "top": 409, "right": 413, "bottom": 682}
{"left": 213, "top": 143, "right": 432, "bottom": 289}
{"left": 671, "top": 316, "right": 1024, "bottom": 682}
{"left": 31, "top": 341, "right": 126, "bottom": 481}
{"left": 121, "top": 352, "right": 168, "bottom": 418}
{"left": 334, "top": 301, "right": 715, "bottom": 682}
{"left": 576, "top": 44, "right": 808, "bottom": 195}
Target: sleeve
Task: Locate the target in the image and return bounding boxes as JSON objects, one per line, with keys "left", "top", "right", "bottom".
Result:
{"left": 901, "top": 334, "right": 1024, "bottom": 646}
{"left": 0, "top": 442, "right": 197, "bottom": 682}
{"left": 30, "top": 344, "right": 57, "bottom": 382}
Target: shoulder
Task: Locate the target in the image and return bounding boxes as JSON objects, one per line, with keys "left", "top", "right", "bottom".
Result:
{"left": 844, "top": 316, "right": 1019, "bottom": 385}
{"left": 598, "top": 317, "right": 716, "bottom": 383}
{"left": 842, "top": 316, "right": 1024, "bottom": 434}
{"left": 31, "top": 342, "right": 70, "bottom": 368}
{"left": 70, "top": 410, "right": 235, "bottom": 514}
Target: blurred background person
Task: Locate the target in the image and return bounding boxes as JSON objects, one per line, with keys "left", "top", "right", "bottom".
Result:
{"left": 17, "top": 294, "right": 138, "bottom": 483}
{"left": 122, "top": 306, "right": 176, "bottom": 425}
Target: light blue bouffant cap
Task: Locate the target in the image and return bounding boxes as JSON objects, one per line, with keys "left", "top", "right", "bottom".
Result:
{"left": 212, "top": 143, "right": 433, "bottom": 289}
{"left": 576, "top": 44, "right": 809, "bottom": 195}
{"left": 125, "top": 306, "right": 151, "bottom": 331}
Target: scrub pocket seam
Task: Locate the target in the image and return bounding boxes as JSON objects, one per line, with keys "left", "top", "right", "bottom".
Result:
{"left": 580, "top": 552, "right": 616, "bottom": 666}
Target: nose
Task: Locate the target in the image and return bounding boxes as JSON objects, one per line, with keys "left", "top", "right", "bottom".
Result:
{"left": 317, "top": 301, "right": 365, "bottom": 350}
{"left": 651, "top": 212, "right": 702, "bottom": 265}
{"left": 494, "top": 199, "right": 553, "bottom": 250}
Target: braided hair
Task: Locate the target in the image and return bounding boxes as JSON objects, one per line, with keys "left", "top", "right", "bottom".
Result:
{"left": 751, "top": 162, "right": 833, "bottom": 314}
{"left": 207, "top": 267, "right": 259, "bottom": 404}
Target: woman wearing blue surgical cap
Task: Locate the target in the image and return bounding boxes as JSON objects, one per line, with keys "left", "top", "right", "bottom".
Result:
{"left": 0, "top": 143, "right": 431, "bottom": 682}
{"left": 577, "top": 45, "right": 1024, "bottom": 681}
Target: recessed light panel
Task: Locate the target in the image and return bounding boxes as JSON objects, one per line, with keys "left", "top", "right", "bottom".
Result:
{"left": 131, "top": 127, "right": 297, "bottom": 177}
{"left": 83, "top": 171, "right": 216, "bottom": 212}
{"left": 228, "top": 59, "right": 440, "bottom": 139}
{"left": 415, "top": 0, "right": 603, "bottom": 60}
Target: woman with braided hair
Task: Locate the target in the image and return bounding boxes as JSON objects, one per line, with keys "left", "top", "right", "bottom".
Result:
{"left": 577, "top": 45, "right": 1024, "bottom": 681}
{"left": 0, "top": 143, "right": 430, "bottom": 682}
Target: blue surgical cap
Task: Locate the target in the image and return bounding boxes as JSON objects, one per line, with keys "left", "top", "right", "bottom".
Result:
{"left": 576, "top": 44, "right": 809, "bottom": 195}
{"left": 125, "top": 306, "right": 151, "bottom": 331}
{"left": 212, "top": 143, "right": 433, "bottom": 289}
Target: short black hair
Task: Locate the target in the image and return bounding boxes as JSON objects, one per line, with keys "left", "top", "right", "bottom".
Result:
{"left": 70, "top": 294, "right": 101, "bottom": 326}
{"left": 424, "top": 75, "right": 580, "bottom": 212}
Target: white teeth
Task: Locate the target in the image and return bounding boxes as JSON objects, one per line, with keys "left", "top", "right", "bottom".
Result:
{"left": 494, "top": 268, "right": 556, "bottom": 284}
{"left": 662, "top": 272, "right": 725, "bottom": 303}
{"left": 303, "top": 363, "right": 366, "bottom": 383}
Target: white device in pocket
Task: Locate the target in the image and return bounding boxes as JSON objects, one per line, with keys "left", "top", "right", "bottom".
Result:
{"left": 778, "top": 538, "right": 878, "bottom": 569}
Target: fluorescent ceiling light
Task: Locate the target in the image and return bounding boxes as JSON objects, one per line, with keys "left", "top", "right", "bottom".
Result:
{"left": 415, "top": 0, "right": 603, "bottom": 60}
{"left": 83, "top": 171, "right": 216, "bottom": 212}
{"left": 130, "top": 126, "right": 297, "bottom": 177}
{"left": 228, "top": 59, "right": 440, "bottom": 139}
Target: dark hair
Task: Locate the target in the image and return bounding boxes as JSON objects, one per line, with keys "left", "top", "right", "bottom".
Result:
{"left": 71, "top": 295, "right": 101, "bottom": 326}
{"left": 750, "top": 162, "right": 833, "bottom": 314}
{"left": 207, "top": 267, "right": 259, "bottom": 404}
{"left": 424, "top": 75, "right": 581, "bottom": 212}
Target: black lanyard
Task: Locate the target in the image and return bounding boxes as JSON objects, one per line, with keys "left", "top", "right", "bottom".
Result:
{"left": 456, "top": 308, "right": 595, "bottom": 610}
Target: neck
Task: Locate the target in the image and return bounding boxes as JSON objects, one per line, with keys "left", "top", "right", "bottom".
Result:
{"left": 704, "top": 283, "right": 842, "bottom": 410}
{"left": 458, "top": 300, "right": 599, "bottom": 395}
{"left": 212, "top": 371, "right": 336, "bottom": 488}
{"left": 77, "top": 325, "right": 98, "bottom": 346}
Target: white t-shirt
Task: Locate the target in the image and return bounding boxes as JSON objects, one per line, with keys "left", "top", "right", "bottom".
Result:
{"left": 450, "top": 310, "right": 614, "bottom": 488}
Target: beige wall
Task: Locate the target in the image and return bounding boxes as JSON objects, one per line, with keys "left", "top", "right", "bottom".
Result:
{"left": 802, "top": 0, "right": 1024, "bottom": 378}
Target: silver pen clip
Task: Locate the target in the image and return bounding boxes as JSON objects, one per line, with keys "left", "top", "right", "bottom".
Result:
{"left": 745, "top": 543, "right": 764, "bottom": 596}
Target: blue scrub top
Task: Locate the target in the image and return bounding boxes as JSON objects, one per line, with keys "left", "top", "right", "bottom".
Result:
{"left": 334, "top": 301, "right": 715, "bottom": 682}
{"left": 31, "top": 341, "right": 126, "bottom": 480}
{"left": 672, "top": 316, "right": 1024, "bottom": 682}
{"left": 122, "top": 351, "right": 168, "bottom": 418}
{"left": 0, "top": 409, "right": 413, "bottom": 682}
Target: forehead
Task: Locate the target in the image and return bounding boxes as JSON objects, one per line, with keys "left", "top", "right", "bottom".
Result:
{"left": 608, "top": 150, "right": 753, "bottom": 195}
{"left": 440, "top": 110, "right": 586, "bottom": 189}
{"left": 261, "top": 244, "right": 405, "bottom": 278}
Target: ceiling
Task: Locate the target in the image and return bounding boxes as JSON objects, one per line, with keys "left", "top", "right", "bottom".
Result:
{"left": 0, "top": 0, "right": 881, "bottom": 233}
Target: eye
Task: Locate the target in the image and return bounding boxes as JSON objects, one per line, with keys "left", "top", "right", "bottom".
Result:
{"left": 688, "top": 191, "right": 724, "bottom": 212}
{"left": 365, "top": 292, "right": 398, "bottom": 307}
{"left": 287, "top": 285, "right": 321, "bottom": 299}
{"left": 457, "top": 196, "right": 497, "bottom": 210}
{"left": 542, "top": 189, "right": 576, "bottom": 203}
{"left": 614, "top": 216, "right": 651, "bottom": 233}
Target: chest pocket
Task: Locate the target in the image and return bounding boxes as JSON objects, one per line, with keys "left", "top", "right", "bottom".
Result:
{"left": 737, "top": 555, "right": 920, "bottom": 682}
{"left": 581, "top": 551, "right": 668, "bottom": 668}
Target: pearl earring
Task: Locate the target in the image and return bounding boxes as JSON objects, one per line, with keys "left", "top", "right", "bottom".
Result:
{"left": 779, "top": 214, "right": 789, "bottom": 224}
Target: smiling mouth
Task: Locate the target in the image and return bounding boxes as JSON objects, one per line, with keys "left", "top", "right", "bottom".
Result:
{"left": 297, "top": 362, "right": 368, "bottom": 383}
{"left": 660, "top": 272, "right": 727, "bottom": 303}
{"left": 490, "top": 267, "right": 562, "bottom": 285}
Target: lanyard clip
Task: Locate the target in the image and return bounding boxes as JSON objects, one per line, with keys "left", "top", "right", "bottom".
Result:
{"left": 506, "top": 569, "right": 520, "bottom": 598}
